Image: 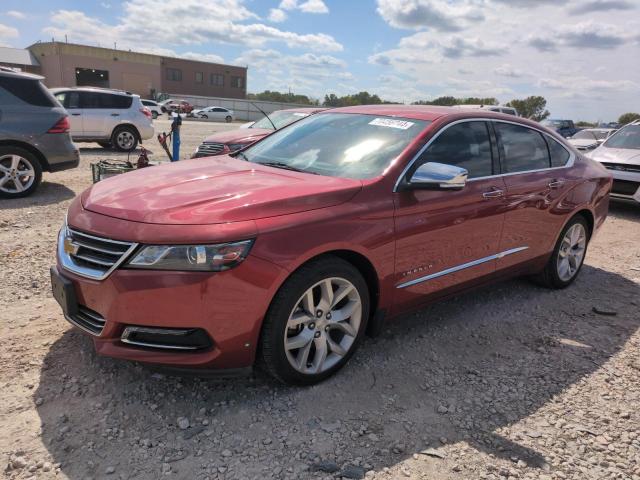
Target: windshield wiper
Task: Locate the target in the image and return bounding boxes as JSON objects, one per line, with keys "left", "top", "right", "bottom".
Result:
{"left": 233, "top": 151, "right": 249, "bottom": 161}
{"left": 259, "top": 161, "right": 316, "bottom": 174}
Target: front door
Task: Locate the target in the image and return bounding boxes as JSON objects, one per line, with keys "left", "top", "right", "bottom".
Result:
{"left": 393, "top": 120, "right": 507, "bottom": 312}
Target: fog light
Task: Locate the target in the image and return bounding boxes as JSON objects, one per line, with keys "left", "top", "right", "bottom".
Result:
{"left": 121, "top": 326, "right": 212, "bottom": 351}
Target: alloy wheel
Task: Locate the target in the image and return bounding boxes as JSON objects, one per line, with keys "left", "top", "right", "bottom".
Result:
{"left": 284, "top": 277, "right": 362, "bottom": 375}
{"left": 116, "top": 131, "right": 135, "bottom": 150}
{"left": 0, "top": 154, "right": 36, "bottom": 194}
{"left": 556, "top": 223, "right": 587, "bottom": 282}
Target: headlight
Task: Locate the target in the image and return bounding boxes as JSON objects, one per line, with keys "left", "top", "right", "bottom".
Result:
{"left": 126, "top": 240, "right": 253, "bottom": 272}
{"left": 227, "top": 143, "right": 249, "bottom": 152}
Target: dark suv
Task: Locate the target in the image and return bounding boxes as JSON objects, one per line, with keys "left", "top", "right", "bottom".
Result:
{"left": 0, "top": 68, "right": 79, "bottom": 198}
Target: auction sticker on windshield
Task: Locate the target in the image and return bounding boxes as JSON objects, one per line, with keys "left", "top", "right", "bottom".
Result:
{"left": 369, "top": 118, "right": 415, "bottom": 130}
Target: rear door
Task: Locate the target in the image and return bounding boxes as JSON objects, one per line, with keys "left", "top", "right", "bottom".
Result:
{"left": 54, "top": 91, "right": 83, "bottom": 137}
{"left": 494, "top": 121, "right": 573, "bottom": 271}
{"left": 393, "top": 120, "right": 507, "bottom": 311}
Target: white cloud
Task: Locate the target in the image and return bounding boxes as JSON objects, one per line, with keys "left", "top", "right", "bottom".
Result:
{"left": 299, "top": 0, "right": 329, "bottom": 14}
{"left": 268, "top": 8, "right": 287, "bottom": 22}
{"left": 494, "top": 64, "right": 525, "bottom": 78}
{"left": 0, "top": 23, "right": 19, "bottom": 39}
{"left": 376, "top": 0, "right": 483, "bottom": 31}
{"left": 528, "top": 21, "right": 635, "bottom": 51}
{"left": 43, "top": 1, "right": 342, "bottom": 53}
{"left": 5, "top": 10, "right": 25, "bottom": 19}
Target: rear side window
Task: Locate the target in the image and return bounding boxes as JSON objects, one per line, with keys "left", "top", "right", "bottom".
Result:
{"left": 417, "top": 121, "right": 493, "bottom": 179}
{"left": 546, "top": 136, "right": 571, "bottom": 167}
{"left": 495, "top": 123, "right": 550, "bottom": 173}
{"left": 81, "top": 92, "right": 132, "bottom": 109}
{"left": 0, "top": 76, "right": 55, "bottom": 107}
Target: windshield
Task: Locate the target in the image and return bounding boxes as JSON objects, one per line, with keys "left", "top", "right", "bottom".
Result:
{"left": 603, "top": 124, "right": 640, "bottom": 150}
{"left": 593, "top": 130, "right": 611, "bottom": 140}
{"left": 251, "top": 110, "right": 311, "bottom": 130}
{"left": 241, "top": 113, "right": 428, "bottom": 179}
{"left": 572, "top": 130, "right": 597, "bottom": 140}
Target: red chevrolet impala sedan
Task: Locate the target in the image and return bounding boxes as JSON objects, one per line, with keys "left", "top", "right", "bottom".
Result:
{"left": 51, "top": 105, "right": 612, "bottom": 385}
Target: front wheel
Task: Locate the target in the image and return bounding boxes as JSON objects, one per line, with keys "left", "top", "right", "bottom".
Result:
{"left": 533, "top": 215, "right": 589, "bottom": 289}
{"left": 259, "top": 256, "right": 370, "bottom": 385}
{"left": 225, "top": 116, "right": 232, "bottom": 123}
{"left": 0, "top": 147, "right": 42, "bottom": 198}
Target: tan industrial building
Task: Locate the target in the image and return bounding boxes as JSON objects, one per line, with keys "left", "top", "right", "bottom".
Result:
{"left": 0, "top": 42, "right": 247, "bottom": 100}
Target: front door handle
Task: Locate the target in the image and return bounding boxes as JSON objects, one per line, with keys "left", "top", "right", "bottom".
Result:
{"left": 71, "top": 113, "right": 81, "bottom": 116}
{"left": 548, "top": 179, "right": 566, "bottom": 189}
{"left": 111, "top": 113, "right": 120, "bottom": 117}
{"left": 482, "top": 188, "right": 505, "bottom": 200}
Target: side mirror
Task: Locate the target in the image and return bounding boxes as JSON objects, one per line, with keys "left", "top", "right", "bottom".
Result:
{"left": 404, "top": 162, "right": 468, "bottom": 190}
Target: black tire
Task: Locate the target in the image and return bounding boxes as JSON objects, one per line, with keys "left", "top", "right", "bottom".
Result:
{"left": 202, "top": 114, "right": 208, "bottom": 119}
{"left": 0, "top": 146, "right": 42, "bottom": 199}
{"left": 532, "top": 215, "right": 590, "bottom": 289}
{"left": 151, "top": 111, "right": 158, "bottom": 120}
{"left": 259, "top": 255, "right": 370, "bottom": 385}
{"left": 97, "top": 141, "right": 112, "bottom": 149}
{"left": 111, "top": 125, "right": 139, "bottom": 152}
{"left": 225, "top": 116, "right": 232, "bottom": 123}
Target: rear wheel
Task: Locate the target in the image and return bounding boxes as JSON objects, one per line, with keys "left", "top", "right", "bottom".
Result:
{"left": 533, "top": 215, "right": 589, "bottom": 289}
{"left": 0, "top": 147, "right": 42, "bottom": 198}
{"left": 112, "top": 126, "right": 139, "bottom": 152}
{"left": 259, "top": 256, "right": 369, "bottom": 385}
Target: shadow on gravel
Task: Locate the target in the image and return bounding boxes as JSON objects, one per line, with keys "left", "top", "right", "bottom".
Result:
{"left": 0, "top": 182, "right": 75, "bottom": 209}
{"left": 609, "top": 201, "right": 640, "bottom": 221}
{"left": 34, "top": 265, "right": 639, "bottom": 479}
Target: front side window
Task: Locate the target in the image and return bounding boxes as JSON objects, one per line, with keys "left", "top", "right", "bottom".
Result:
{"left": 603, "top": 124, "right": 640, "bottom": 150}
{"left": 546, "top": 136, "right": 571, "bottom": 167}
{"left": 240, "top": 113, "right": 428, "bottom": 180}
{"left": 415, "top": 121, "right": 493, "bottom": 179}
{"left": 495, "top": 123, "right": 550, "bottom": 173}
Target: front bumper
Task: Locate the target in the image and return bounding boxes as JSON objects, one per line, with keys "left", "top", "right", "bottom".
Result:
{"left": 608, "top": 169, "right": 640, "bottom": 203}
{"left": 53, "top": 253, "right": 286, "bottom": 370}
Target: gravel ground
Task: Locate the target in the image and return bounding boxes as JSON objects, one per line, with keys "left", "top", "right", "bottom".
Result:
{"left": 1, "top": 119, "right": 639, "bottom": 480}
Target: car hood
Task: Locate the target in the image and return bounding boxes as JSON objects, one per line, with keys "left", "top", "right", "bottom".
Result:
{"left": 82, "top": 156, "right": 362, "bottom": 225}
{"left": 202, "top": 128, "right": 273, "bottom": 145}
{"left": 588, "top": 146, "right": 640, "bottom": 165}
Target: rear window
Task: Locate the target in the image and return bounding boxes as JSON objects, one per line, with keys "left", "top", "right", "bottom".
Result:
{"left": 0, "top": 76, "right": 56, "bottom": 107}
{"left": 81, "top": 92, "right": 133, "bottom": 109}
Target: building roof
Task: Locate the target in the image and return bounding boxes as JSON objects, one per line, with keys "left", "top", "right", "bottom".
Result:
{"left": 0, "top": 47, "right": 40, "bottom": 67}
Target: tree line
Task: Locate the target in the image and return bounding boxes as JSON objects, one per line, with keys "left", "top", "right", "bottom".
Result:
{"left": 246, "top": 90, "right": 639, "bottom": 125}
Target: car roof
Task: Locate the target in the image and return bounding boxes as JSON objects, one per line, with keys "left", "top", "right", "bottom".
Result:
{"left": 277, "top": 107, "right": 328, "bottom": 114}
{"left": 50, "top": 86, "right": 134, "bottom": 97}
{"left": 318, "top": 104, "right": 533, "bottom": 124}
{"left": 0, "top": 66, "right": 44, "bottom": 80}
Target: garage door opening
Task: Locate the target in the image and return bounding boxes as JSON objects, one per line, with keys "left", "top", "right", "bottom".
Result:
{"left": 75, "top": 68, "right": 110, "bottom": 88}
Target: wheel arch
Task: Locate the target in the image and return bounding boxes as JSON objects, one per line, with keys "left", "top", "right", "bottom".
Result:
{"left": 111, "top": 123, "right": 141, "bottom": 142}
{"left": 574, "top": 208, "right": 595, "bottom": 238}
{"left": 0, "top": 140, "right": 50, "bottom": 171}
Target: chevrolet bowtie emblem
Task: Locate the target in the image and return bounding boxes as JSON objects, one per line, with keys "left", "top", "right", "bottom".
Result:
{"left": 63, "top": 236, "right": 80, "bottom": 255}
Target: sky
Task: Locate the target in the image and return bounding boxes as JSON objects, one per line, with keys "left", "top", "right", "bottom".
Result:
{"left": 1, "top": 0, "right": 639, "bottom": 121}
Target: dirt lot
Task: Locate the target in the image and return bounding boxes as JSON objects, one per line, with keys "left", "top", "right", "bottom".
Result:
{"left": 1, "top": 119, "right": 639, "bottom": 480}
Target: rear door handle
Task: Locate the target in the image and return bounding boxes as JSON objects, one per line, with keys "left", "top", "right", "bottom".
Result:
{"left": 71, "top": 113, "right": 81, "bottom": 116}
{"left": 111, "top": 113, "right": 120, "bottom": 117}
{"left": 548, "top": 179, "right": 566, "bottom": 189}
{"left": 482, "top": 188, "right": 504, "bottom": 200}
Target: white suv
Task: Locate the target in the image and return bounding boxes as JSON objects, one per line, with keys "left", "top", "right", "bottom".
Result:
{"left": 51, "top": 87, "right": 154, "bottom": 151}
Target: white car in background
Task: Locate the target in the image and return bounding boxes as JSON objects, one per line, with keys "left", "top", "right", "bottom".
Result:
{"left": 191, "top": 106, "right": 234, "bottom": 122}
{"left": 586, "top": 120, "right": 640, "bottom": 204}
{"left": 452, "top": 104, "right": 519, "bottom": 116}
{"left": 51, "top": 87, "right": 153, "bottom": 151}
{"left": 568, "top": 128, "right": 616, "bottom": 151}
{"left": 141, "top": 99, "right": 165, "bottom": 119}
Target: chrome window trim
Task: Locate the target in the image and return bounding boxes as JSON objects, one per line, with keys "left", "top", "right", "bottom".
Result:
{"left": 57, "top": 226, "right": 139, "bottom": 281}
{"left": 393, "top": 118, "right": 575, "bottom": 192}
{"left": 396, "top": 246, "right": 529, "bottom": 289}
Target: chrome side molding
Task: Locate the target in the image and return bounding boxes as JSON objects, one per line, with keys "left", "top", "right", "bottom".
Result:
{"left": 396, "top": 246, "right": 529, "bottom": 289}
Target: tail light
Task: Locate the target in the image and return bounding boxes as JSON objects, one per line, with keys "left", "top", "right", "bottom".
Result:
{"left": 140, "top": 107, "right": 152, "bottom": 119}
{"left": 47, "top": 116, "right": 70, "bottom": 134}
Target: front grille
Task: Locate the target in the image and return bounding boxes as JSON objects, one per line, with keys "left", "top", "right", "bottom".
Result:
{"left": 601, "top": 162, "right": 640, "bottom": 173}
{"left": 59, "top": 227, "right": 138, "bottom": 280}
{"left": 195, "top": 141, "right": 225, "bottom": 157}
{"left": 68, "top": 305, "right": 106, "bottom": 336}
{"left": 611, "top": 180, "right": 639, "bottom": 196}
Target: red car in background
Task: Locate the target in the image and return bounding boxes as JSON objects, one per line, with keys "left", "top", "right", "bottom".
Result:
{"left": 160, "top": 99, "right": 194, "bottom": 114}
{"left": 192, "top": 107, "right": 326, "bottom": 157}
{"left": 51, "top": 105, "right": 611, "bottom": 385}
